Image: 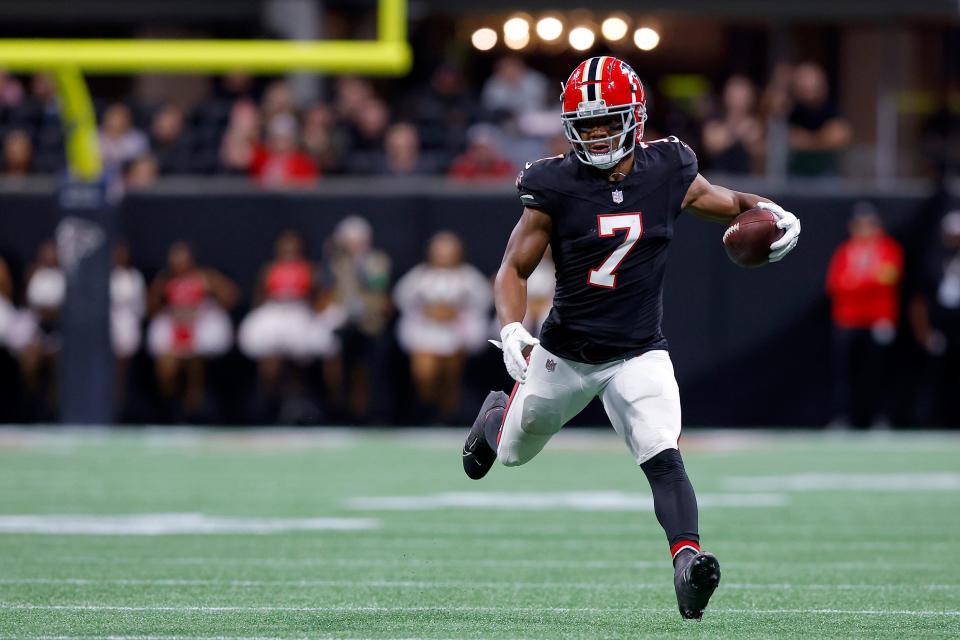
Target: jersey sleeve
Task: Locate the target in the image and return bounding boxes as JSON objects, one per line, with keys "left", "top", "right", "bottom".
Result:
{"left": 516, "top": 163, "right": 554, "bottom": 214}
{"left": 672, "top": 137, "right": 699, "bottom": 214}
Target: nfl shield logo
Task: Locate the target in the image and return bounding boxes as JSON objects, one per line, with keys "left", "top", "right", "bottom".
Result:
{"left": 545, "top": 359, "right": 557, "bottom": 372}
{"left": 612, "top": 189, "right": 623, "bottom": 204}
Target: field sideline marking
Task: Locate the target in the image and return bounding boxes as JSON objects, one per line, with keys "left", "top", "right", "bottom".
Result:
{"left": 0, "top": 577, "right": 956, "bottom": 592}
{"left": 1, "top": 603, "right": 958, "bottom": 617}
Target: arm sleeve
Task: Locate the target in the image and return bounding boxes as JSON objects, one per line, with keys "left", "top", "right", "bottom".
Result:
{"left": 671, "top": 138, "right": 699, "bottom": 214}
{"left": 516, "top": 167, "right": 552, "bottom": 214}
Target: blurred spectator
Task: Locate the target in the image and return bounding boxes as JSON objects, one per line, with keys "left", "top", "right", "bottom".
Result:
{"left": 214, "top": 73, "right": 258, "bottom": 104}
{"left": 325, "top": 216, "right": 392, "bottom": 421}
{"left": 909, "top": 211, "right": 960, "bottom": 426}
{"left": 27, "top": 74, "right": 65, "bottom": 173}
{"left": 7, "top": 240, "right": 64, "bottom": 420}
{"left": 111, "top": 243, "right": 146, "bottom": 411}
{"left": 825, "top": 203, "right": 903, "bottom": 427}
{"left": 2, "top": 129, "right": 33, "bottom": 176}
{"left": 111, "top": 242, "right": 145, "bottom": 359}
{"left": 147, "top": 242, "right": 238, "bottom": 418}
{"left": 334, "top": 76, "right": 375, "bottom": 122}
{"left": 0, "top": 71, "right": 24, "bottom": 107}
{"left": 238, "top": 231, "right": 343, "bottom": 421}
{"left": 448, "top": 124, "right": 514, "bottom": 181}
{"left": 302, "top": 103, "right": 347, "bottom": 174}
{"left": 99, "top": 103, "right": 149, "bottom": 175}
{"left": 394, "top": 231, "right": 491, "bottom": 421}
{"left": 219, "top": 100, "right": 261, "bottom": 174}
{"left": 0, "top": 257, "right": 13, "bottom": 350}
{"left": 702, "top": 76, "right": 764, "bottom": 174}
{"left": 481, "top": 57, "right": 548, "bottom": 121}
{"left": 349, "top": 98, "right": 390, "bottom": 150}
{"left": 262, "top": 80, "right": 296, "bottom": 121}
{"left": 403, "top": 64, "right": 475, "bottom": 155}
{"left": 786, "top": 63, "right": 852, "bottom": 176}
{"left": 342, "top": 98, "right": 391, "bottom": 174}
{"left": 251, "top": 113, "right": 319, "bottom": 187}
{"left": 382, "top": 123, "right": 432, "bottom": 176}
{"left": 150, "top": 104, "right": 193, "bottom": 174}
{"left": 124, "top": 155, "right": 159, "bottom": 189}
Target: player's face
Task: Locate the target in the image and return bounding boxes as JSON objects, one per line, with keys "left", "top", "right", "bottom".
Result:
{"left": 575, "top": 115, "right": 625, "bottom": 154}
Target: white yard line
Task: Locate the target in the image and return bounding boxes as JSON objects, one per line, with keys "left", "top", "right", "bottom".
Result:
{"left": 1, "top": 603, "right": 958, "bottom": 617}
{"left": 0, "top": 514, "right": 379, "bottom": 535}
{"left": 0, "top": 577, "right": 956, "bottom": 592}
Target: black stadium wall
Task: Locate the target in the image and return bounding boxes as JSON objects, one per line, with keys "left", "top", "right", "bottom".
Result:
{"left": 0, "top": 181, "right": 955, "bottom": 426}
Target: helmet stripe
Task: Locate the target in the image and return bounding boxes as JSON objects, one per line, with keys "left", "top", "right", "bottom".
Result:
{"left": 585, "top": 57, "right": 600, "bottom": 101}
{"left": 595, "top": 56, "right": 607, "bottom": 83}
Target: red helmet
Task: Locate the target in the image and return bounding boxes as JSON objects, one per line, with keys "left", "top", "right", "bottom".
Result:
{"left": 560, "top": 56, "right": 647, "bottom": 169}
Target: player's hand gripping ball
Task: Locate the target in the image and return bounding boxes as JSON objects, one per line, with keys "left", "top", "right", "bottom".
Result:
{"left": 722, "top": 202, "right": 800, "bottom": 267}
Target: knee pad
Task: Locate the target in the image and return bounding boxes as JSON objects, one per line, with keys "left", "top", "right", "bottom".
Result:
{"left": 519, "top": 395, "right": 563, "bottom": 436}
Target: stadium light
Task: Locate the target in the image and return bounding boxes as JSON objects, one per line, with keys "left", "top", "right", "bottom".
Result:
{"left": 569, "top": 27, "right": 595, "bottom": 51}
{"left": 472, "top": 28, "right": 498, "bottom": 51}
{"left": 505, "top": 32, "right": 531, "bottom": 50}
{"left": 601, "top": 17, "right": 629, "bottom": 42}
{"left": 634, "top": 27, "right": 660, "bottom": 51}
{"left": 503, "top": 17, "right": 530, "bottom": 41}
{"left": 535, "top": 17, "right": 563, "bottom": 42}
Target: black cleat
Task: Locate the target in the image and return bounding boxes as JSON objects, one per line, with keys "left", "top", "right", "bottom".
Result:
{"left": 461, "top": 390, "right": 507, "bottom": 480}
{"left": 674, "top": 551, "right": 721, "bottom": 620}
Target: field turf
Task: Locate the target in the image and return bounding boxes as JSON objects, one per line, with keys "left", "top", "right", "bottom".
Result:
{"left": 0, "top": 427, "right": 958, "bottom": 639}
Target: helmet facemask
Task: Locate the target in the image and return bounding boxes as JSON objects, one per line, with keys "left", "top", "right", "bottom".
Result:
{"left": 561, "top": 100, "right": 647, "bottom": 170}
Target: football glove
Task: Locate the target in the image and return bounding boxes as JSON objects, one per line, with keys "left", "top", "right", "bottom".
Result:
{"left": 497, "top": 322, "right": 539, "bottom": 383}
{"left": 757, "top": 201, "right": 801, "bottom": 262}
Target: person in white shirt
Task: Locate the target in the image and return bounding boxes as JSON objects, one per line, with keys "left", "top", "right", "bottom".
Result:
{"left": 394, "top": 231, "right": 491, "bottom": 420}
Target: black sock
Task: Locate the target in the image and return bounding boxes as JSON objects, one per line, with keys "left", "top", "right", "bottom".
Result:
{"left": 483, "top": 405, "right": 506, "bottom": 451}
{"left": 640, "top": 448, "right": 700, "bottom": 560}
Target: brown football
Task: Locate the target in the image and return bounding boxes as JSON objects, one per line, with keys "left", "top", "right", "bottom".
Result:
{"left": 722, "top": 207, "right": 785, "bottom": 268}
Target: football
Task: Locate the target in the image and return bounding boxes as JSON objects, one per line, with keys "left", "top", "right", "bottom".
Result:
{"left": 722, "top": 207, "right": 785, "bottom": 268}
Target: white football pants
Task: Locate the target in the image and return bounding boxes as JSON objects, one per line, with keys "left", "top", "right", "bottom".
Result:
{"left": 497, "top": 345, "right": 681, "bottom": 466}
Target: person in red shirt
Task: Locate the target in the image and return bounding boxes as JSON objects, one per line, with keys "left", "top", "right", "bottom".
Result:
{"left": 448, "top": 124, "right": 515, "bottom": 181}
{"left": 147, "top": 242, "right": 238, "bottom": 419}
{"left": 250, "top": 114, "right": 319, "bottom": 188}
{"left": 825, "top": 203, "right": 903, "bottom": 427}
{"left": 238, "top": 231, "right": 344, "bottom": 422}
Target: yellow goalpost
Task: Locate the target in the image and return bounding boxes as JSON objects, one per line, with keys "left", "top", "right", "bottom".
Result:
{"left": 0, "top": 0, "right": 411, "bottom": 180}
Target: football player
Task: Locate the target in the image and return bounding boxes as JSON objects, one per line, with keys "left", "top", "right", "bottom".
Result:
{"left": 461, "top": 56, "right": 800, "bottom": 620}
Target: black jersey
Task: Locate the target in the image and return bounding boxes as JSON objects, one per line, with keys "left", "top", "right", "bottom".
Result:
{"left": 517, "top": 137, "right": 698, "bottom": 364}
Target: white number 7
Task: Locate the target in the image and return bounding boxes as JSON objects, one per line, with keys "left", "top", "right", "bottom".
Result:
{"left": 588, "top": 213, "right": 643, "bottom": 288}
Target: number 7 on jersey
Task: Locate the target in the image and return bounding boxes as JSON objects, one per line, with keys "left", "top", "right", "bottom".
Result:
{"left": 588, "top": 213, "right": 644, "bottom": 288}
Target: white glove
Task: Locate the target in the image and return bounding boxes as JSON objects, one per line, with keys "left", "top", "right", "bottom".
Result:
{"left": 496, "top": 322, "right": 539, "bottom": 383}
{"left": 756, "top": 201, "right": 800, "bottom": 262}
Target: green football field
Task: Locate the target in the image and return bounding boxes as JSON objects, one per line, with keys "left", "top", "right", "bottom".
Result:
{"left": 0, "top": 428, "right": 958, "bottom": 640}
